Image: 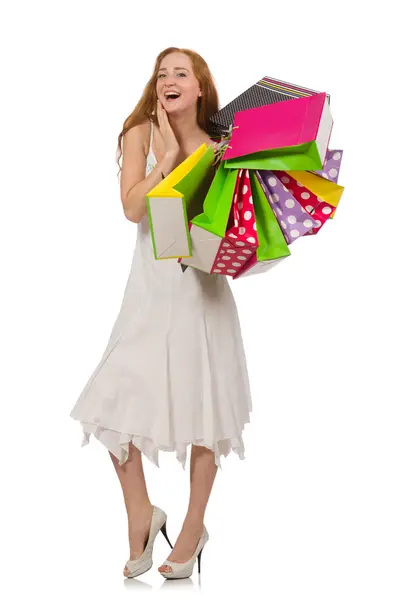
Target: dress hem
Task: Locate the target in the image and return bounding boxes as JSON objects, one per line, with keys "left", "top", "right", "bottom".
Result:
{"left": 73, "top": 416, "right": 251, "bottom": 471}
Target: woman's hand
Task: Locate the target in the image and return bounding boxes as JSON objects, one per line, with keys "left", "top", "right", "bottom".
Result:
{"left": 157, "top": 99, "right": 180, "bottom": 157}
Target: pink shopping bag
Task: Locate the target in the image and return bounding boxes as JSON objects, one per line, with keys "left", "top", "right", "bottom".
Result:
{"left": 222, "top": 92, "right": 332, "bottom": 169}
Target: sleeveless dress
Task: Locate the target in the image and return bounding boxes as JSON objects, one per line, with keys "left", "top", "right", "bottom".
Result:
{"left": 69, "top": 120, "right": 252, "bottom": 470}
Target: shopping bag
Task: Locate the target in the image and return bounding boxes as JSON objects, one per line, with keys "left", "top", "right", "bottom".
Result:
{"left": 178, "top": 161, "right": 241, "bottom": 273}
{"left": 255, "top": 170, "right": 316, "bottom": 243}
{"left": 146, "top": 143, "right": 216, "bottom": 260}
{"left": 222, "top": 92, "right": 333, "bottom": 171}
{"left": 180, "top": 167, "right": 291, "bottom": 278}
{"left": 284, "top": 169, "right": 345, "bottom": 220}
{"left": 233, "top": 171, "right": 291, "bottom": 279}
{"left": 312, "top": 149, "right": 343, "bottom": 183}
{"left": 208, "top": 75, "right": 330, "bottom": 138}
{"left": 192, "top": 169, "right": 259, "bottom": 276}
{"left": 275, "top": 172, "right": 335, "bottom": 235}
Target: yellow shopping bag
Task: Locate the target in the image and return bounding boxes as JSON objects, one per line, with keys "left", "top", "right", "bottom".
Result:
{"left": 146, "top": 144, "right": 216, "bottom": 259}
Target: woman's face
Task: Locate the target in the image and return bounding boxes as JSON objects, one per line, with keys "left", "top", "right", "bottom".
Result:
{"left": 156, "top": 52, "right": 201, "bottom": 114}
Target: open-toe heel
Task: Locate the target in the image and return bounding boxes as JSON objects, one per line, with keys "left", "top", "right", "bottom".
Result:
{"left": 124, "top": 505, "right": 173, "bottom": 579}
{"left": 159, "top": 525, "right": 209, "bottom": 579}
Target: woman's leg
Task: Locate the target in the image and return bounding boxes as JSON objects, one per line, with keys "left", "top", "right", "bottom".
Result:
{"left": 109, "top": 442, "right": 154, "bottom": 576}
{"left": 158, "top": 444, "right": 218, "bottom": 574}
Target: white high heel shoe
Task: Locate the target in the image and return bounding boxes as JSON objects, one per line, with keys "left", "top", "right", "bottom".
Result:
{"left": 159, "top": 525, "right": 209, "bottom": 579}
{"left": 124, "top": 505, "right": 173, "bottom": 579}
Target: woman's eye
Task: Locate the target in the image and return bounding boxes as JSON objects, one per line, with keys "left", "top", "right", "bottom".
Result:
{"left": 158, "top": 73, "right": 186, "bottom": 78}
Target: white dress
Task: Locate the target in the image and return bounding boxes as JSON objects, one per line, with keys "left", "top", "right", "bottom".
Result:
{"left": 69, "top": 120, "right": 252, "bottom": 470}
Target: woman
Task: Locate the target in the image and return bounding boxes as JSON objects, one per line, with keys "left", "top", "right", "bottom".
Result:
{"left": 69, "top": 46, "right": 252, "bottom": 579}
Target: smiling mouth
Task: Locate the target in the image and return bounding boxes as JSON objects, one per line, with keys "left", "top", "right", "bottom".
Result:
{"left": 164, "top": 93, "right": 181, "bottom": 102}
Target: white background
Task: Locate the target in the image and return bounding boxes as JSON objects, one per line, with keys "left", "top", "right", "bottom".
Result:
{"left": 1, "top": 0, "right": 396, "bottom": 597}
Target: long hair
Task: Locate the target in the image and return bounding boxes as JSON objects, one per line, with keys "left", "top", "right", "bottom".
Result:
{"left": 115, "top": 47, "right": 220, "bottom": 177}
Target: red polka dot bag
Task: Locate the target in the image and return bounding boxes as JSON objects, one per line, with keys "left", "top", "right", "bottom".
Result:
{"left": 210, "top": 168, "right": 258, "bottom": 277}
{"left": 274, "top": 149, "right": 345, "bottom": 235}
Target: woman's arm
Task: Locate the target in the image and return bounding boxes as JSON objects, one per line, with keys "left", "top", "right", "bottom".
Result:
{"left": 120, "top": 124, "right": 178, "bottom": 223}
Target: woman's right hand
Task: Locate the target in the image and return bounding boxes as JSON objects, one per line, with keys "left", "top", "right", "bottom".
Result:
{"left": 157, "top": 99, "right": 180, "bottom": 157}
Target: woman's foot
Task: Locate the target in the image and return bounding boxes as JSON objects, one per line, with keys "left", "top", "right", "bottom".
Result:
{"left": 123, "top": 503, "right": 154, "bottom": 577}
{"left": 158, "top": 517, "right": 203, "bottom": 575}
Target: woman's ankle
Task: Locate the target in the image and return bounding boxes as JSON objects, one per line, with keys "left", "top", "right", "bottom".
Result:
{"left": 126, "top": 501, "right": 153, "bottom": 519}
{"left": 183, "top": 512, "right": 204, "bottom": 530}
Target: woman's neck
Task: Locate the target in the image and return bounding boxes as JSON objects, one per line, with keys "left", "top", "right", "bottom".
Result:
{"left": 167, "top": 107, "right": 205, "bottom": 144}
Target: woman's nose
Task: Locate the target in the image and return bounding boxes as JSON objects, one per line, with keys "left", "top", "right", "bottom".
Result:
{"left": 164, "top": 75, "right": 178, "bottom": 85}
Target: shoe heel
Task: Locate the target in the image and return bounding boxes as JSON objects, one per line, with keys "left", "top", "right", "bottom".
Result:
{"left": 160, "top": 521, "right": 173, "bottom": 549}
{"left": 197, "top": 547, "right": 204, "bottom": 574}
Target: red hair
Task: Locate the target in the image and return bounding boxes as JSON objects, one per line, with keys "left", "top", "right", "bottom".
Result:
{"left": 116, "top": 47, "right": 220, "bottom": 176}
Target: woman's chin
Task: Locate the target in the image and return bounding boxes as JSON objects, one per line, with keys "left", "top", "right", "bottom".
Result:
{"left": 164, "top": 102, "right": 182, "bottom": 112}
{"left": 164, "top": 100, "right": 195, "bottom": 114}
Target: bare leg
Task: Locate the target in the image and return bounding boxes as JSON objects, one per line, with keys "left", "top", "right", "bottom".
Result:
{"left": 109, "top": 442, "right": 154, "bottom": 576}
{"left": 158, "top": 444, "right": 218, "bottom": 574}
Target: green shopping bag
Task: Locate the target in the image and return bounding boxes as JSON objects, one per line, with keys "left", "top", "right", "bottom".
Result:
{"left": 191, "top": 160, "right": 239, "bottom": 236}
{"left": 252, "top": 171, "right": 291, "bottom": 260}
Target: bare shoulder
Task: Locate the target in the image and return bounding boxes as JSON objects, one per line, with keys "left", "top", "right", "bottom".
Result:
{"left": 138, "top": 118, "right": 153, "bottom": 156}
{"left": 123, "top": 121, "right": 148, "bottom": 152}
